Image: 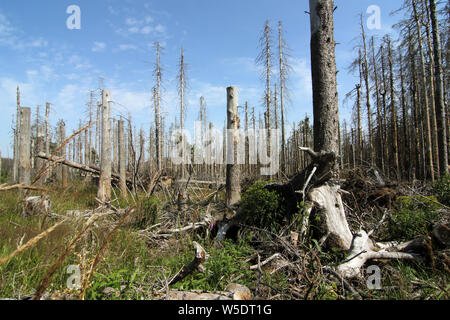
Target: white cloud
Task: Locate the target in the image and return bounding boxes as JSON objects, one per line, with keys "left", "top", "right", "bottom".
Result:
{"left": 154, "top": 24, "right": 166, "bottom": 33}
{"left": 92, "top": 41, "right": 106, "bottom": 52}
{"left": 118, "top": 44, "right": 137, "bottom": 51}
{"left": 0, "top": 12, "right": 48, "bottom": 51}
{"left": 125, "top": 18, "right": 139, "bottom": 26}
{"left": 141, "top": 26, "right": 153, "bottom": 34}
{"left": 108, "top": 6, "right": 119, "bottom": 15}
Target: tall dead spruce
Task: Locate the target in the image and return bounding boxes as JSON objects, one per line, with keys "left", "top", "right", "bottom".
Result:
{"left": 226, "top": 86, "right": 241, "bottom": 207}
{"left": 264, "top": 0, "right": 426, "bottom": 279}
{"left": 97, "top": 90, "right": 112, "bottom": 203}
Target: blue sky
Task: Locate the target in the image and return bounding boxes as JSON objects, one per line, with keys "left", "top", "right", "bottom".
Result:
{"left": 0, "top": 0, "right": 402, "bottom": 158}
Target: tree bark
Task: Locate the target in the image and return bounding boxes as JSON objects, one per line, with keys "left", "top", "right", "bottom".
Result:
{"left": 387, "top": 38, "right": 401, "bottom": 181}
{"left": 18, "top": 107, "right": 31, "bottom": 186}
{"left": 226, "top": 87, "right": 241, "bottom": 207}
{"left": 429, "top": 0, "right": 449, "bottom": 175}
{"left": 413, "top": 0, "right": 435, "bottom": 181}
{"left": 309, "top": 0, "right": 340, "bottom": 161}
{"left": 360, "top": 16, "right": 374, "bottom": 166}
{"left": 118, "top": 120, "right": 127, "bottom": 197}
{"left": 98, "top": 90, "right": 112, "bottom": 203}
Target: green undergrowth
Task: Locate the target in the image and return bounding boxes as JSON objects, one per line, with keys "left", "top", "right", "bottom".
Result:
{"left": 239, "top": 181, "right": 290, "bottom": 233}
{"left": 384, "top": 195, "right": 444, "bottom": 241}
{"left": 0, "top": 180, "right": 448, "bottom": 300}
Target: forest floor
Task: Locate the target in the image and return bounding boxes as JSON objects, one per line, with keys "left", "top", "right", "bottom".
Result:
{"left": 0, "top": 170, "right": 449, "bottom": 300}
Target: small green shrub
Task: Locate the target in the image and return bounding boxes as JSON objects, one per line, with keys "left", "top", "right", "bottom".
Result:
{"left": 239, "top": 181, "right": 287, "bottom": 232}
{"left": 85, "top": 269, "right": 130, "bottom": 300}
{"left": 387, "top": 196, "right": 443, "bottom": 240}
{"left": 432, "top": 174, "right": 450, "bottom": 206}
{"left": 136, "top": 196, "right": 161, "bottom": 228}
{"left": 173, "top": 240, "right": 256, "bottom": 292}
{"left": 0, "top": 171, "right": 8, "bottom": 184}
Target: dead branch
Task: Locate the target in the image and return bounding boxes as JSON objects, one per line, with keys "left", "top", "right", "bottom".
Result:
{"left": 168, "top": 241, "right": 209, "bottom": 286}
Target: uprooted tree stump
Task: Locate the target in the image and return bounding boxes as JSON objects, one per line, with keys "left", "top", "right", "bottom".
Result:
{"left": 226, "top": 147, "right": 446, "bottom": 279}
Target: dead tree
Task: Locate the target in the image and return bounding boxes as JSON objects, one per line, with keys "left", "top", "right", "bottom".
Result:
{"left": 278, "top": 21, "right": 292, "bottom": 175}
{"left": 154, "top": 42, "right": 163, "bottom": 172}
{"left": 58, "top": 121, "right": 67, "bottom": 188}
{"left": 359, "top": 15, "right": 375, "bottom": 166}
{"left": 429, "top": 0, "right": 449, "bottom": 176}
{"left": 18, "top": 107, "right": 31, "bottom": 186}
{"left": 97, "top": 90, "right": 112, "bottom": 203}
{"left": 387, "top": 38, "right": 401, "bottom": 181}
{"left": 371, "top": 37, "right": 385, "bottom": 173}
{"left": 118, "top": 119, "right": 127, "bottom": 197}
{"left": 177, "top": 47, "right": 188, "bottom": 179}
{"left": 264, "top": 1, "right": 432, "bottom": 278}
{"left": 13, "top": 86, "right": 20, "bottom": 183}
{"left": 226, "top": 86, "right": 241, "bottom": 207}
{"left": 257, "top": 20, "right": 274, "bottom": 159}
{"left": 412, "top": 0, "right": 435, "bottom": 181}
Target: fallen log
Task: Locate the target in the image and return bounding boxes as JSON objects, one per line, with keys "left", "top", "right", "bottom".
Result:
{"left": 37, "top": 152, "right": 132, "bottom": 184}
{"left": 168, "top": 241, "right": 209, "bottom": 286}
{"left": 164, "top": 284, "right": 252, "bottom": 301}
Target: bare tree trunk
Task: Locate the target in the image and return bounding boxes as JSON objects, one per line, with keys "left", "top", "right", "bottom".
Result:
{"left": 178, "top": 47, "right": 187, "bottom": 179}
{"left": 226, "top": 87, "right": 241, "bottom": 207}
{"left": 409, "top": 30, "right": 421, "bottom": 179}
{"left": 399, "top": 53, "right": 410, "bottom": 180}
{"left": 278, "top": 21, "right": 289, "bottom": 175}
{"left": 380, "top": 46, "right": 390, "bottom": 178}
{"left": 413, "top": 0, "right": 435, "bottom": 181}
{"left": 18, "top": 107, "right": 31, "bottom": 186}
{"left": 245, "top": 102, "right": 250, "bottom": 176}
{"left": 360, "top": 16, "right": 374, "bottom": 166}
{"left": 310, "top": 0, "right": 340, "bottom": 158}
{"left": 84, "top": 123, "right": 89, "bottom": 166}
{"left": 96, "top": 103, "right": 101, "bottom": 164}
{"left": 112, "top": 119, "right": 118, "bottom": 173}
{"left": 118, "top": 119, "right": 127, "bottom": 197}
{"left": 59, "top": 121, "right": 67, "bottom": 188}
{"left": 429, "top": 0, "right": 449, "bottom": 176}
{"left": 424, "top": 0, "right": 440, "bottom": 175}
{"left": 13, "top": 86, "right": 21, "bottom": 183}
{"left": 98, "top": 90, "right": 112, "bottom": 203}
{"left": 88, "top": 91, "right": 93, "bottom": 165}
{"left": 356, "top": 84, "right": 363, "bottom": 165}
{"left": 371, "top": 37, "right": 384, "bottom": 173}
{"left": 387, "top": 39, "right": 401, "bottom": 181}
{"left": 128, "top": 114, "right": 133, "bottom": 173}
{"left": 154, "top": 43, "right": 163, "bottom": 172}
{"left": 309, "top": 0, "right": 353, "bottom": 250}
{"left": 274, "top": 84, "right": 280, "bottom": 179}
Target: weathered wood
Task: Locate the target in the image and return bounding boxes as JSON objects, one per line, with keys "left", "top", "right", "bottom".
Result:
{"left": 168, "top": 241, "right": 209, "bottom": 286}
{"left": 18, "top": 107, "right": 31, "bottom": 186}
{"left": 429, "top": 0, "right": 448, "bottom": 176}
{"left": 309, "top": 0, "right": 340, "bottom": 163}
{"left": 59, "top": 121, "right": 67, "bottom": 188}
{"left": 164, "top": 283, "right": 251, "bottom": 301}
{"left": 13, "top": 86, "right": 20, "bottom": 183}
{"left": 309, "top": 184, "right": 353, "bottom": 249}
{"left": 226, "top": 86, "right": 241, "bottom": 207}
{"left": 37, "top": 152, "right": 131, "bottom": 184}
{"left": 337, "top": 230, "right": 421, "bottom": 279}
{"left": 98, "top": 90, "right": 112, "bottom": 202}
{"left": 118, "top": 120, "right": 127, "bottom": 196}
